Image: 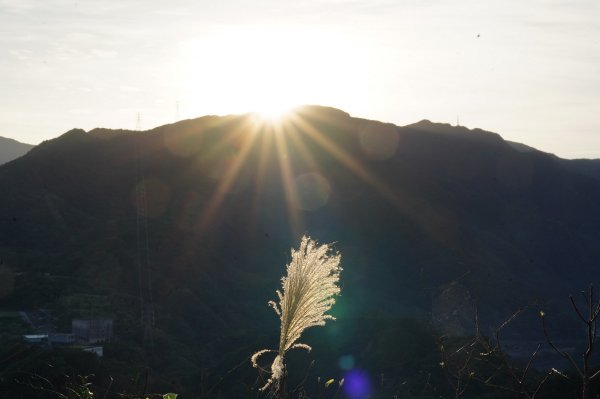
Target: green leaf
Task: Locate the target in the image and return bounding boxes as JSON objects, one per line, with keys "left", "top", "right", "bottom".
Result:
{"left": 163, "top": 394, "right": 178, "bottom": 399}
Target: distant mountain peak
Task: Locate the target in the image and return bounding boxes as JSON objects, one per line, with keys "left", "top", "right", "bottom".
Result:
{"left": 64, "top": 128, "right": 87, "bottom": 135}
{"left": 0, "top": 136, "right": 34, "bottom": 165}
{"left": 406, "top": 119, "right": 505, "bottom": 147}
{"left": 294, "top": 104, "right": 351, "bottom": 118}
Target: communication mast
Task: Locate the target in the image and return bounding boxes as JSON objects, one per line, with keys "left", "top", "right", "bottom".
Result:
{"left": 134, "top": 111, "right": 154, "bottom": 353}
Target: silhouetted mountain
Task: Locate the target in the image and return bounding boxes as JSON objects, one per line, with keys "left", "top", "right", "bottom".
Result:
{"left": 561, "top": 158, "right": 600, "bottom": 181}
{"left": 0, "top": 136, "right": 34, "bottom": 165}
{"left": 509, "top": 139, "right": 600, "bottom": 181}
{"left": 506, "top": 141, "right": 600, "bottom": 180}
{"left": 506, "top": 140, "right": 543, "bottom": 154}
{"left": 1, "top": 106, "right": 599, "bottom": 397}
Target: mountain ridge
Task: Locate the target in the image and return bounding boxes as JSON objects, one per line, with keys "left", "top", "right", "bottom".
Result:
{"left": 3, "top": 106, "right": 599, "bottom": 304}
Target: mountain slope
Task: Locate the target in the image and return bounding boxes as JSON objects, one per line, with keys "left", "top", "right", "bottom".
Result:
{"left": 0, "top": 136, "right": 34, "bottom": 165}
{"left": 508, "top": 139, "right": 600, "bottom": 181}
{"left": 1, "top": 106, "right": 599, "bottom": 396}
{"left": 561, "top": 158, "right": 600, "bottom": 181}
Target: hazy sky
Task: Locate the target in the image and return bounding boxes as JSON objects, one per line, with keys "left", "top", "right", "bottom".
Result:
{"left": 2, "top": 0, "right": 599, "bottom": 158}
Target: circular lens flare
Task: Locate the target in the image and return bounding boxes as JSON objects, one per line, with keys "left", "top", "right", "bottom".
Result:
{"left": 343, "top": 369, "right": 371, "bottom": 398}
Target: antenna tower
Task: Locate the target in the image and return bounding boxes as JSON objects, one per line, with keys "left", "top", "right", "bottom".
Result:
{"left": 136, "top": 112, "right": 142, "bottom": 131}
{"left": 134, "top": 115, "right": 154, "bottom": 353}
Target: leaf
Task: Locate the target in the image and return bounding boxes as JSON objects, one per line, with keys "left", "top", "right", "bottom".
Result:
{"left": 163, "top": 393, "right": 178, "bottom": 399}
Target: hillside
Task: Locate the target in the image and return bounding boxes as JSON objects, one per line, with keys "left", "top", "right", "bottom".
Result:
{"left": 561, "top": 158, "right": 600, "bottom": 181}
{"left": 0, "top": 136, "right": 34, "bottom": 165}
{"left": 1, "top": 106, "right": 600, "bottom": 397}
{"left": 508, "top": 139, "right": 600, "bottom": 181}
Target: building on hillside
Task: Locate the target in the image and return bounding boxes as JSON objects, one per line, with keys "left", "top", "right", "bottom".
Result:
{"left": 49, "top": 333, "right": 75, "bottom": 345}
{"left": 23, "top": 334, "right": 48, "bottom": 344}
{"left": 72, "top": 319, "right": 113, "bottom": 343}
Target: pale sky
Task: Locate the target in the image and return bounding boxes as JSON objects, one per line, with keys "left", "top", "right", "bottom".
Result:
{"left": 1, "top": 0, "right": 599, "bottom": 158}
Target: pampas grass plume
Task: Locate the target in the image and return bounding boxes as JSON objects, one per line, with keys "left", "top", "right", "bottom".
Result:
{"left": 252, "top": 235, "right": 342, "bottom": 391}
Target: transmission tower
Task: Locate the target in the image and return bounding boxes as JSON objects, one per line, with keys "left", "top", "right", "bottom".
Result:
{"left": 134, "top": 117, "right": 154, "bottom": 353}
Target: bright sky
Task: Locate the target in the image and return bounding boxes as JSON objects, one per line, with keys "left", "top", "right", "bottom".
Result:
{"left": 1, "top": 0, "right": 599, "bottom": 158}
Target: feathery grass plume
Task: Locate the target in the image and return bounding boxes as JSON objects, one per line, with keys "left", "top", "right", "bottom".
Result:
{"left": 252, "top": 235, "right": 342, "bottom": 391}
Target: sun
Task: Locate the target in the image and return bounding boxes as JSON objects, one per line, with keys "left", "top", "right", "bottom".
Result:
{"left": 176, "top": 25, "right": 361, "bottom": 120}
{"left": 254, "top": 102, "right": 294, "bottom": 121}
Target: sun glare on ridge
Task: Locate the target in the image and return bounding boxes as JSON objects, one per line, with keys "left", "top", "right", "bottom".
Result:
{"left": 172, "top": 25, "right": 404, "bottom": 238}
{"left": 254, "top": 103, "right": 294, "bottom": 121}
{"left": 176, "top": 25, "right": 363, "bottom": 120}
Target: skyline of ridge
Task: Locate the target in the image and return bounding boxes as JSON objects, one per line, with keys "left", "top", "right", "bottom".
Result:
{"left": 2, "top": 106, "right": 599, "bottom": 161}
{"left": 2, "top": 0, "right": 599, "bottom": 159}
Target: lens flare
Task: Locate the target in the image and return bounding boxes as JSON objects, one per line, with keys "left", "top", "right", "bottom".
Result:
{"left": 343, "top": 369, "right": 371, "bottom": 398}
{"left": 294, "top": 173, "right": 331, "bottom": 211}
{"left": 338, "top": 354, "right": 355, "bottom": 370}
